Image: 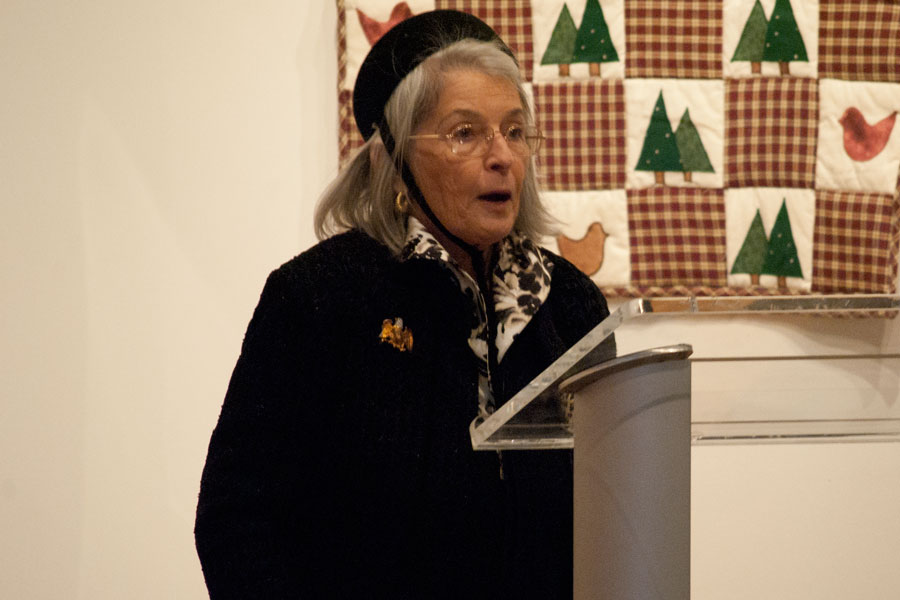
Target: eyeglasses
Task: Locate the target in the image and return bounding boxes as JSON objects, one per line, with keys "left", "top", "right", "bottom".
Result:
{"left": 409, "top": 123, "right": 544, "bottom": 158}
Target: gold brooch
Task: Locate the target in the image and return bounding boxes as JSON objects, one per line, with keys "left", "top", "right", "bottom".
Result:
{"left": 380, "top": 317, "right": 413, "bottom": 352}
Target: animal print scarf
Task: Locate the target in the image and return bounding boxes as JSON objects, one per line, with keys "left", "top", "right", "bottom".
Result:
{"left": 400, "top": 216, "right": 553, "bottom": 416}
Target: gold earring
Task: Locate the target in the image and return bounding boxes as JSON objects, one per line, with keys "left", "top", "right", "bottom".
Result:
{"left": 394, "top": 192, "right": 409, "bottom": 213}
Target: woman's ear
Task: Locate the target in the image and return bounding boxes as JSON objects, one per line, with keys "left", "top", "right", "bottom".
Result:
{"left": 368, "top": 139, "right": 406, "bottom": 195}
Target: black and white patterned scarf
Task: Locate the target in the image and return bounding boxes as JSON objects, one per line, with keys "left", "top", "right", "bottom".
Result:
{"left": 400, "top": 216, "right": 553, "bottom": 416}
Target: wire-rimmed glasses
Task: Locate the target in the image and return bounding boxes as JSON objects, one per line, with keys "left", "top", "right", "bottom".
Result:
{"left": 409, "top": 123, "right": 544, "bottom": 158}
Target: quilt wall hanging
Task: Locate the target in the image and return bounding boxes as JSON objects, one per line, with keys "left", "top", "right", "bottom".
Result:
{"left": 336, "top": 0, "right": 900, "bottom": 300}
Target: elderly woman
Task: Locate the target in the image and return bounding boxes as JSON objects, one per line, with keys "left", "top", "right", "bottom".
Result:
{"left": 195, "top": 10, "right": 612, "bottom": 599}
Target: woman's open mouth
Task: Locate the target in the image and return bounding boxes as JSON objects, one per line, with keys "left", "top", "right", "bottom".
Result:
{"left": 478, "top": 191, "right": 512, "bottom": 202}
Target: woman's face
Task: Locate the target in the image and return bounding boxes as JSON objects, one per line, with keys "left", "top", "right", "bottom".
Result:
{"left": 407, "top": 69, "right": 527, "bottom": 250}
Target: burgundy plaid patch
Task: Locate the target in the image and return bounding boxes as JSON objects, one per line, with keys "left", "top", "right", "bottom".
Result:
{"left": 337, "top": 0, "right": 347, "bottom": 84}
{"left": 436, "top": 0, "right": 534, "bottom": 81}
{"left": 600, "top": 284, "right": 812, "bottom": 298}
{"left": 628, "top": 187, "right": 727, "bottom": 288}
{"left": 724, "top": 77, "right": 818, "bottom": 189}
{"left": 819, "top": 0, "right": 900, "bottom": 83}
{"left": 532, "top": 80, "right": 626, "bottom": 191}
{"left": 625, "top": 0, "right": 722, "bottom": 79}
{"left": 812, "top": 190, "right": 899, "bottom": 293}
{"left": 338, "top": 89, "right": 366, "bottom": 168}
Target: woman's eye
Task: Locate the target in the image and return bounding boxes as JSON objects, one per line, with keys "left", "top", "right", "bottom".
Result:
{"left": 448, "top": 124, "right": 478, "bottom": 144}
{"left": 505, "top": 125, "right": 526, "bottom": 141}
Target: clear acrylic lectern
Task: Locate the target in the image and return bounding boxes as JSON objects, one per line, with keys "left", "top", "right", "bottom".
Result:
{"left": 469, "top": 294, "right": 900, "bottom": 600}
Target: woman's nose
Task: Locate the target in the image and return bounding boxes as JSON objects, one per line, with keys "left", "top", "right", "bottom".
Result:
{"left": 484, "top": 130, "right": 514, "bottom": 170}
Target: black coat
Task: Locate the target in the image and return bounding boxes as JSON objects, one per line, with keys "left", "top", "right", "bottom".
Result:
{"left": 195, "top": 230, "right": 612, "bottom": 599}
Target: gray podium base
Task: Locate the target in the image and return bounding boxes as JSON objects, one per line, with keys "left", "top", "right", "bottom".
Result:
{"left": 564, "top": 347, "right": 691, "bottom": 600}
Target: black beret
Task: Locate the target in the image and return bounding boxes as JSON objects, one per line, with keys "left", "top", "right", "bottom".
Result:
{"left": 352, "top": 10, "right": 515, "bottom": 141}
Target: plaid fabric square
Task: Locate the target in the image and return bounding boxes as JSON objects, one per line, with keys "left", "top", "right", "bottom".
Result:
{"left": 819, "top": 0, "right": 900, "bottom": 83}
{"left": 336, "top": 1, "right": 362, "bottom": 167}
{"left": 628, "top": 188, "right": 727, "bottom": 288}
{"left": 337, "top": 0, "right": 346, "bottom": 83}
{"left": 435, "top": 0, "right": 534, "bottom": 81}
{"left": 724, "top": 78, "right": 818, "bottom": 189}
{"left": 532, "top": 80, "right": 626, "bottom": 191}
{"left": 812, "top": 191, "right": 899, "bottom": 293}
{"left": 624, "top": 0, "right": 722, "bottom": 79}
{"left": 338, "top": 89, "right": 366, "bottom": 168}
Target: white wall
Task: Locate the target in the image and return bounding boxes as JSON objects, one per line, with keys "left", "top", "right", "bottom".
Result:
{"left": 2, "top": 2, "right": 335, "bottom": 597}
{"left": 1, "top": 1, "right": 897, "bottom": 598}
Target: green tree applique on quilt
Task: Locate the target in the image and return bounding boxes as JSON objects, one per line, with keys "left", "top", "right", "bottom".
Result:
{"left": 731, "top": 209, "right": 768, "bottom": 285}
{"left": 542, "top": 3, "right": 578, "bottom": 77}
{"left": 571, "top": 0, "right": 619, "bottom": 77}
{"left": 763, "top": 0, "right": 809, "bottom": 75}
{"left": 761, "top": 199, "right": 804, "bottom": 288}
{"left": 674, "top": 108, "right": 714, "bottom": 183}
{"left": 732, "top": 0, "right": 768, "bottom": 74}
{"left": 636, "top": 91, "right": 682, "bottom": 185}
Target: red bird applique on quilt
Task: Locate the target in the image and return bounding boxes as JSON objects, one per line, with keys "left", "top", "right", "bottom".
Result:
{"left": 357, "top": 2, "right": 413, "bottom": 46}
{"left": 839, "top": 107, "right": 897, "bottom": 162}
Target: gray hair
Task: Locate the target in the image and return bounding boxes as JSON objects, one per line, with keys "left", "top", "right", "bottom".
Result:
{"left": 314, "top": 38, "right": 553, "bottom": 253}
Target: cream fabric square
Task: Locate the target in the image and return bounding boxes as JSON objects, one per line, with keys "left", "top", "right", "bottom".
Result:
{"left": 540, "top": 190, "right": 630, "bottom": 287}
{"left": 625, "top": 78, "right": 725, "bottom": 190}
{"left": 531, "top": 0, "right": 626, "bottom": 83}
{"left": 725, "top": 188, "right": 815, "bottom": 291}
{"left": 722, "top": 0, "right": 819, "bottom": 79}
{"left": 816, "top": 78, "right": 900, "bottom": 194}
{"left": 343, "top": 0, "right": 436, "bottom": 92}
